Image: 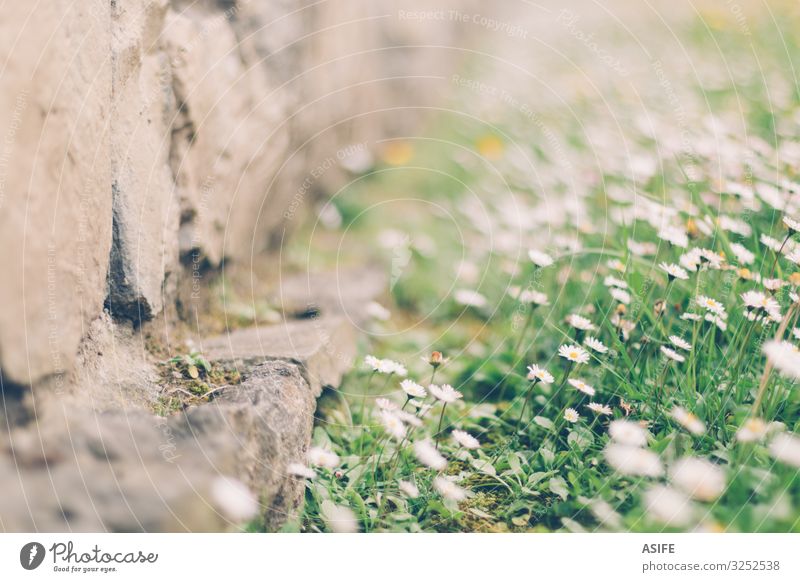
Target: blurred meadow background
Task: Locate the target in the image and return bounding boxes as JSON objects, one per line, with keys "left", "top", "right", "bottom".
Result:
{"left": 273, "top": 0, "right": 800, "bottom": 532}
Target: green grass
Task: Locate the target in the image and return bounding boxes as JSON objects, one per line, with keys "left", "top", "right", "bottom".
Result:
{"left": 281, "top": 5, "right": 800, "bottom": 533}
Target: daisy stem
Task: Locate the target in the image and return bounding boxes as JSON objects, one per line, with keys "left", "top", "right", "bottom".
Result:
{"left": 768, "top": 233, "right": 792, "bottom": 280}
{"left": 435, "top": 403, "right": 448, "bottom": 449}
{"left": 751, "top": 302, "right": 797, "bottom": 416}
{"left": 751, "top": 360, "right": 775, "bottom": 418}
{"left": 511, "top": 305, "right": 536, "bottom": 363}
{"left": 360, "top": 371, "right": 376, "bottom": 425}
{"left": 517, "top": 380, "right": 537, "bottom": 425}
{"left": 555, "top": 362, "right": 574, "bottom": 409}
{"left": 732, "top": 322, "right": 757, "bottom": 380}
{"left": 655, "top": 362, "right": 670, "bottom": 425}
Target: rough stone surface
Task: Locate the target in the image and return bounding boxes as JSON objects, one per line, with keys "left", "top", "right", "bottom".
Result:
{"left": 0, "top": 0, "right": 474, "bottom": 385}
{"left": 165, "top": 2, "right": 290, "bottom": 268}
{"left": 107, "top": 0, "right": 178, "bottom": 322}
{"left": 175, "top": 361, "right": 316, "bottom": 530}
{"left": 0, "top": 360, "right": 321, "bottom": 532}
{"left": 272, "top": 267, "right": 388, "bottom": 325}
{"left": 0, "top": 0, "right": 112, "bottom": 386}
{"left": 201, "top": 316, "right": 357, "bottom": 395}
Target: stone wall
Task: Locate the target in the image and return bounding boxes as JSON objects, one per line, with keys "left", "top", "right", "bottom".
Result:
{"left": 0, "top": 0, "right": 475, "bottom": 390}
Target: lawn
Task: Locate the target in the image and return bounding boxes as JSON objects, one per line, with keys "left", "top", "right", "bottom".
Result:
{"left": 278, "top": 3, "right": 800, "bottom": 533}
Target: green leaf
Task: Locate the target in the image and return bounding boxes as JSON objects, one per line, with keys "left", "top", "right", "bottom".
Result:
{"left": 567, "top": 426, "right": 594, "bottom": 450}
{"left": 470, "top": 457, "right": 497, "bottom": 476}
{"left": 548, "top": 476, "right": 569, "bottom": 501}
{"left": 507, "top": 452, "right": 524, "bottom": 476}
{"left": 533, "top": 416, "right": 555, "bottom": 430}
{"left": 527, "top": 471, "right": 550, "bottom": 486}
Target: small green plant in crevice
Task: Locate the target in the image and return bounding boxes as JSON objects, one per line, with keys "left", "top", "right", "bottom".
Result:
{"left": 154, "top": 350, "right": 242, "bottom": 416}
{"left": 170, "top": 350, "right": 212, "bottom": 380}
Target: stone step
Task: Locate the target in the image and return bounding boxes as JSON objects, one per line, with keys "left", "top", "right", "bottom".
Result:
{"left": 0, "top": 270, "right": 385, "bottom": 532}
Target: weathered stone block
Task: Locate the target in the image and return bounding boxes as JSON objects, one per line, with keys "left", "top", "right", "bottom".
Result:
{"left": 0, "top": 0, "right": 112, "bottom": 386}
{"left": 107, "top": 0, "right": 178, "bottom": 323}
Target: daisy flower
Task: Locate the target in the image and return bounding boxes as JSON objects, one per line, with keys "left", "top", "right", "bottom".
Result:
{"left": 735, "top": 417, "right": 767, "bottom": 443}
{"left": 287, "top": 462, "right": 316, "bottom": 479}
{"left": 669, "top": 457, "right": 725, "bottom": 502}
{"left": 364, "top": 354, "right": 382, "bottom": 371}
{"left": 366, "top": 302, "right": 391, "bottom": 321}
{"left": 433, "top": 476, "right": 468, "bottom": 501}
{"left": 763, "top": 340, "right": 800, "bottom": 379}
{"left": 604, "top": 444, "right": 663, "bottom": 477}
{"left": 451, "top": 429, "right": 480, "bottom": 449}
{"left": 413, "top": 439, "right": 447, "bottom": 470}
{"left": 558, "top": 344, "right": 590, "bottom": 364}
{"left": 660, "top": 346, "right": 685, "bottom": 363}
{"left": 321, "top": 505, "right": 358, "bottom": 533}
{"left": 400, "top": 379, "right": 427, "bottom": 398}
{"left": 307, "top": 446, "right": 340, "bottom": 468}
{"left": 658, "top": 225, "right": 689, "bottom": 248}
{"left": 695, "top": 295, "right": 725, "bottom": 316}
{"left": 660, "top": 262, "right": 689, "bottom": 281}
{"left": 719, "top": 215, "right": 752, "bottom": 237}
{"left": 604, "top": 275, "right": 628, "bottom": 289}
{"left": 395, "top": 410, "right": 423, "bottom": 427}
{"left": 698, "top": 248, "right": 725, "bottom": 269}
{"left": 211, "top": 477, "right": 258, "bottom": 523}
{"left": 375, "top": 397, "right": 397, "bottom": 410}
{"left": 763, "top": 278, "right": 785, "bottom": 291}
{"left": 679, "top": 248, "right": 702, "bottom": 272}
{"left": 526, "top": 364, "right": 555, "bottom": 383}
{"left": 669, "top": 335, "right": 692, "bottom": 351}
{"left": 760, "top": 233, "right": 784, "bottom": 252}
{"left": 567, "top": 313, "right": 595, "bottom": 331}
{"left": 628, "top": 239, "right": 657, "bottom": 256}
{"left": 644, "top": 485, "right": 695, "bottom": 527}
{"left": 610, "top": 287, "right": 631, "bottom": 304}
{"left": 518, "top": 289, "right": 549, "bottom": 305}
{"left": 409, "top": 400, "right": 433, "bottom": 415}
{"left": 670, "top": 407, "right": 705, "bottom": 435}
{"left": 587, "top": 402, "right": 613, "bottom": 416}
{"left": 609, "top": 419, "right": 648, "bottom": 447}
{"left": 783, "top": 215, "right": 800, "bottom": 234}
{"left": 564, "top": 408, "right": 580, "bottom": 423}
{"left": 367, "top": 357, "right": 407, "bottom": 376}
{"left": 607, "top": 259, "right": 626, "bottom": 272}
{"left": 729, "top": 242, "right": 755, "bottom": 265}
{"left": 398, "top": 480, "right": 420, "bottom": 498}
{"left": 528, "top": 249, "right": 554, "bottom": 267}
{"left": 584, "top": 336, "right": 609, "bottom": 353}
{"left": 768, "top": 433, "right": 800, "bottom": 468}
{"left": 428, "top": 383, "right": 463, "bottom": 403}
{"left": 454, "top": 289, "right": 488, "bottom": 308}
{"left": 568, "top": 378, "right": 596, "bottom": 396}
{"left": 704, "top": 312, "right": 728, "bottom": 332}
{"left": 741, "top": 290, "right": 782, "bottom": 321}
{"left": 426, "top": 351, "right": 447, "bottom": 368}
{"left": 612, "top": 316, "right": 637, "bottom": 341}
{"left": 380, "top": 410, "right": 407, "bottom": 440}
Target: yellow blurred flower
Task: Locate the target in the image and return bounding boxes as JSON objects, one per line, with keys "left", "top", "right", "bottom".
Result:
{"left": 381, "top": 141, "right": 414, "bottom": 165}
{"left": 475, "top": 134, "right": 504, "bottom": 160}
